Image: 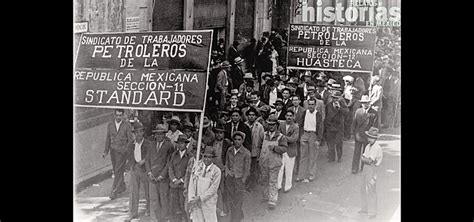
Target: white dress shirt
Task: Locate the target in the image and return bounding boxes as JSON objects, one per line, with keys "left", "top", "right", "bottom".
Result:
{"left": 115, "top": 120, "right": 122, "bottom": 132}
{"left": 134, "top": 139, "right": 144, "bottom": 162}
{"left": 303, "top": 110, "right": 317, "bottom": 132}
{"left": 269, "top": 88, "right": 278, "bottom": 107}
{"left": 179, "top": 149, "right": 186, "bottom": 159}
{"left": 362, "top": 143, "right": 383, "bottom": 166}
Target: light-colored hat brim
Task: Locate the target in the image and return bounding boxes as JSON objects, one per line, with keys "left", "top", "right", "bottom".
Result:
{"left": 365, "top": 131, "right": 379, "bottom": 139}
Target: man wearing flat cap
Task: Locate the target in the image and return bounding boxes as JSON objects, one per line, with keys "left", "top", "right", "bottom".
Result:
{"left": 259, "top": 114, "right": 288, "bottom": 210}
{"left": 126, "top": 122, "right": 151, "bottom": 221}
{"left": 168, "top": 134, "right": 193, "bottom": 222}
{"left": 225, "top": 131, "right": 251, "bottom": 222}
{"left": 147, "top": 124, "right": 175, "bottom": 222}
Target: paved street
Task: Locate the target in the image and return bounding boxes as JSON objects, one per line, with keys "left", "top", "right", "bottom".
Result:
{"left": 75, "top": 129, "right": 400, "bottom": 222}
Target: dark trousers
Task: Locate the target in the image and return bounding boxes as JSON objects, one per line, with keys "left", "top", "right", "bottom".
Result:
{"left": 293, "top": 130, "right": 303, "bottom": 179}
{"left": 149, "top": 179, "right": 170, "bottom": 222}
{"left": 226, "top": 176, "right": 245, "bottom": 222}
{"left": 170, "top": 186, "right": 187, "bottom": 222}
{"left": 327, "top": 142, "right": 343, "bottom": 161}
{"left": 344, "top": 112, "right": 353, "bottom": 139}
{"left": 129, "top": 164, "right": 150, "bottom": 217}
{"left": 246, "top": 157, "right": 260, "bottom": 190}
{"left": 110, "top": 149, "right": 128, "bottom": 196}
{"left": 351, "top": 141, "right": 367, "bottom": 173}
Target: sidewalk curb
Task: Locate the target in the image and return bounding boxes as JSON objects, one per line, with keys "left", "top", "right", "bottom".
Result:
{"left": 75, "top": 165, "right": 113, "bottom": 193}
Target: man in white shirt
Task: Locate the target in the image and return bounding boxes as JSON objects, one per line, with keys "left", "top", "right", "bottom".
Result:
{"left": 166, "top": 116, "right": 183, "bottom": 149}
{"left": 368, "top": 75, "right": 383, "bottom": 128}
{"left": 126, "top": 122, "right": 151, "bottom": 221}
{"left": 359, "top": 127, "right": 383, "bottom": 219}
{"left": 296, "top": 99, "right": 323, "bottom": 183}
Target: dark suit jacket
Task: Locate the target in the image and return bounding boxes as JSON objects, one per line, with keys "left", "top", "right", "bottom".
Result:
{"left": 282, "top": 98, "right": 293, "bottom": 111}
{"left": 128, "top": 139, "right": 151, "bottom": 171}
{"left": 352, "top": 108, "right": 372, "bottom": 143}
{"left": 224, "top": 121, "right": 252, "bottom": 152}
{"left": 105, "top": 121, "right": 133, "bottom": 153}
{"left": 324, "top": 99, "right": 349, "bottom": 143}
{"left": 301, "top": 109, "right": 324, "bottom": 142}
{"left": 289, "top": 105, "right": 306, "bottom": 131}
{"left": 168, "top": 150, "right": 193, "bottom": 189}
{"left": 318, "top": 89, "right": 331, "bottom": 105}
{"left": 270, "top": 110, "right": 286, "bottom": 121}
{"left": 146, "top": 139, "right": 174, "bottom": 180}
{"left": 278, "top": 122, "right": 300, "bottom": 157}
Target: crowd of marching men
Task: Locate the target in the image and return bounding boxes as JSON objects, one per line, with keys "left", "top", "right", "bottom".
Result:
{"left": 102, "top": 28, "right": 400, "bottom": 222}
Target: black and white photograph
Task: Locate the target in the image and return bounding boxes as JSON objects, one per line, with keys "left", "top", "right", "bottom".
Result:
{"left": 73, "top": 0, "right": 401, "bottom": 221}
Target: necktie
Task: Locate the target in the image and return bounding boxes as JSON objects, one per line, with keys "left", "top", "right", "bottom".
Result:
{"left": 232, "top": 124, "right": 237, "bottom": 136}
{"left": 202, "top": 165, "right": 208, "bottom": 177}
{"left": 294, "top": 107, "right": 297, "bottom": 116}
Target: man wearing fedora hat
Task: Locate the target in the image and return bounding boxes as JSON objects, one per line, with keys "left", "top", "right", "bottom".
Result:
{"left": 147, "top": 124, "right": 175, "bottom": 222}
{"left": 168, "top": 134, "right": 193, "bottom": 222}
{"left": 359, "top": 127, "right": 383, "bottom": 219}
{"left": 103, "top": 109, "right": 134, "bottom": 200}
{"left": 126, "top": 122, "right": 151, "bottom": 221}
{"left": 259, "top": 114, "right": 288, "bottom": 209}
{"left": 166, "top": 116, "right": 184, "bottom": 148}
{"left": 231, "top": 57, "right": 246, "bottom": 92}
{"left": 225, "top": 131, "right": 251, "bottom": 222}
{"left": 188, "top": 146, "right": 222, "bottom": 222}
{"left": 325, "top": 91, "right": 349, "bottom": 163}
{"left": 270, "top": 98, "right": 286, "bottom": 120}
{"left": 351, "top": 95, "right": 375, "bottom": 174}
{"left": 215, "top": 61, "right": 233, "bottom": 110}
{"left": 200, "top": 116, "right": 216, "bottom": 147}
